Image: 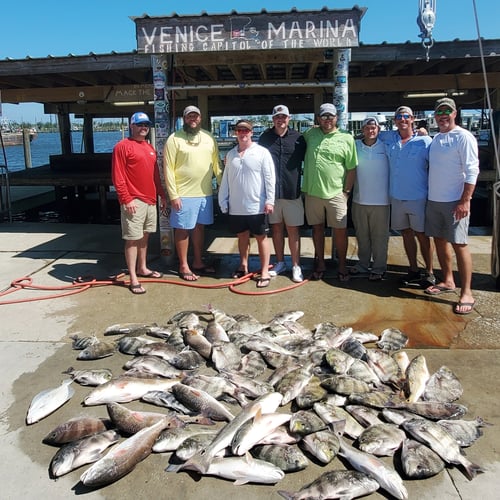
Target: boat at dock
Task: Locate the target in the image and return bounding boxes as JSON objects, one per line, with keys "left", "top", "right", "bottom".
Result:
{"left": 0, "top": 119, "right": 37, "bottom": 147}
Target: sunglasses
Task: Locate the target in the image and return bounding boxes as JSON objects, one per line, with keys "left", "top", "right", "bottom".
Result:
{"left": 435, "top": 108, "right": 453, "bottom": 116}
{"left": 395, "top": 113, "right": 412, "bottom": 120}
{"left": 235, "top": 128, "right": 251, "bottom": 134}
{"left": 319, "top": 114, "right": 336, "bottom": 120}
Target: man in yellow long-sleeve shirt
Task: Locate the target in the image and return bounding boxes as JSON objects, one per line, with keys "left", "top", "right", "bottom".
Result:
{"left": 163, "top": 106, "right": 222, "bottom": 281}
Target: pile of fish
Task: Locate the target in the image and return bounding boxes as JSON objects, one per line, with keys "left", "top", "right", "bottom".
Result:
{"left": 26, "top": 307, "right": 489, "bottom": 499}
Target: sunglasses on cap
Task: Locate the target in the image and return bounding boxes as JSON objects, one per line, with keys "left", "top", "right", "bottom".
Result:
{"left": 435, "top": 108, "right": 453, "bottom": 116}
{"left": 395, "top": 113, "right": 412, "bottom": 120}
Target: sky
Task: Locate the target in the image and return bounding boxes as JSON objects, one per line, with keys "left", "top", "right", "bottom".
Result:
{"left": 1, "top": 0, "right": 498, "bottom": 122}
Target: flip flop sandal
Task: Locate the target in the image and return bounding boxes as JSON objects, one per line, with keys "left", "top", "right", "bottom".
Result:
{"left": 256, "top": 277, "right": 271, "bottom": 288}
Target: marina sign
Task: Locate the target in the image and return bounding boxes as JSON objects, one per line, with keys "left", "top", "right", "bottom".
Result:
{"left": 134, "top": 8, "right": 363, "bottom": 54}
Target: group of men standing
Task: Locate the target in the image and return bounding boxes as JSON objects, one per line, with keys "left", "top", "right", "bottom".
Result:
{"left": 352, "top": 98, "right": 479, "bottom": 314}
{"left": 111, "top": 97, "right": 479, "bottom": 315}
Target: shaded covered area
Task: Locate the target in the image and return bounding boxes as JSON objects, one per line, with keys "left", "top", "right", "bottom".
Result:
{"left": 0, "top": 8, "right": 499, "bottom": 226}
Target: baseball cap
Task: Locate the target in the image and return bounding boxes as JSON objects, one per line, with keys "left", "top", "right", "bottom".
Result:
{"left": 395, "top": 106, "right": 413, "bottom": 116}
{"left": 319, "top": 103, "right": 337, "bottom": 116}
{"left": 272, "top": 104, "right": 290, "bottom": 117}
{"left": 130, "top": 112, "right": 152, "bottom": 126}
{"left": 235, "top": 119, "right": 253, "bottom": 131}
{"left": 183, "top": 105, "right": 201, "bottom": 117}
{"left": 362, "top": 116, "right": 380, "bottom": 127}
{"left": 435, "top": 97, "right": 457, "bottom": 111}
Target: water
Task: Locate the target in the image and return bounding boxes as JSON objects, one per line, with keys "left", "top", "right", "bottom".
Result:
{"left": 2, "top": 130, "right": 124, "bottom": 171}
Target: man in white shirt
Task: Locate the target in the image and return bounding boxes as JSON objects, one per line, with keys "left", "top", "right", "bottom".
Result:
{"left": 351, "top": 117, "right": 390, "bottom": 281}
{"left": 424, "top": 98, "right": 480, "bottom": 315}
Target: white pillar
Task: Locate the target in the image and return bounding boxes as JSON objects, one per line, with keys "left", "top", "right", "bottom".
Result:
{"left": 333, "top": 49, "right": 351, "bottom": 131}
{"left": 151, "top": 55, "right": 175, "bottom": 265}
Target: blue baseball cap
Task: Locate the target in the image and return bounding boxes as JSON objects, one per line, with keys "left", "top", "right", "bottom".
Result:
{"left": 130, "top": 112, "right": 152, "bottom": 126}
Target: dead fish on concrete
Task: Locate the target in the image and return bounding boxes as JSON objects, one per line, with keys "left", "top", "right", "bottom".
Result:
{"left": 26, "top": 379, "right": 74, "bottom": 425}
{"left": 141, "top": 390, "right": 196, "bottom": 414}
{"left": 385, "top": 400, "right": 468, "bottom": 420}
{"left": 300, "top": 428, "right": 340, "bottom": 464}
{"left": 118, "top": 335, "right": 158, "bottom": 355}
{"left": 69, "top": 334, "right": 99, "bottom": 350}
{"left": 153, "top": 426, "right": 217, "bottom": 453}
{"left": 251, "top": 444, "right": 309, "bottom": 472}
{"left": 170, "top": 452, "right": 285, "bottom": 485}
{"left": 168, "top": 350, "right": 204, "bottom": 370}
{"left": 179, "top": 392, "right": 283, "bottom": 474}
{"left": 80, "top": 419, "right": 169, "bottom": 487}
{"left": 365, "top": 349, "right": 403, "bottom": 388}
{"left": 136, "top": 342, "right": 180, "bottom": 361}
{"left": 106, "top": 402, "right": 185, "bottom": 435}
{"left": 437, "top": 417, "right": 490, "bottom": 447}
{"left": 423, "top": 365, "right": 463, "bottom": 403}
{"left": 357, "top": 423, "right": 406, "bottom": 456}
{"left": 403, "top": 418, "right": 485, "bottom": 480}
{"left": 50, "top": 429, "right": 120, "bottom": 477}
{"left": 276, "top": 363, "right": 314, "bottom": 406}
{"left": 77, "top": 340, "right": 117, "bottom": 360}
{"left": 174, "top": 433, "right": 224, "bottom": 461}
{"left": 339, "top": 437, "right": 408, "bottom": 500}
{"left": 289, "top": 409, "right": 327, "bottom": 436}
{"left": 104, "top": 322, "right": 160, "bottom": 336}
{"left": 376, "top": 327, "right": 409, "bottom": 351}
{"left": 123, "top": 355, "right": 184, "bottom": 378}
{"left": 83, "top": 376, "right": 181, "bottom": 405}
{"left": 183, "top": 329, "right": 213, "bottom": 359}
{"left": 231, "top": 411, "right": 292, "bottom": 455}
{"left": 43, "top": 416, "right": 112, "bottom": 445}
{"left": 62, "top": 367, "right": 113, "bottom": 386}
{"left": 400, "top": 438, "right": 445, "bottom": 479}
{"left": 405, "top": 354, "right": 430, "bottom": 403}
{"left": 278, "top": 469, "right": 380, "bottom": 500}
{"left": 204, "top": 319, "right": 230, "bottom": 343}
{"left": 172, "top": 383, "right": 235, "bottom": 422}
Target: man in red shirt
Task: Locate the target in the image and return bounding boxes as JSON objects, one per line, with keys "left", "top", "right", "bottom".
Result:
{"left": 112, "top": 112, "right": 166, "bottom": 294}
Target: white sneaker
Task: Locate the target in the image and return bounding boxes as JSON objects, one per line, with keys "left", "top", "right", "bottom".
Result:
{"left": 269, "top": 261, "right": 287, "bottom": 276}
{"left": 292, "top": 265, "right": 303, "bottom": 283}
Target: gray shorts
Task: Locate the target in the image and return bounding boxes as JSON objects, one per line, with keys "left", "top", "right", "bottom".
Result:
{"left": 305, "top": 193, "right": 348, "bottom": 228}
{"left": 391, "top": 198, "right": 427, "bottom": 232}
{"left": 425, "top": 200, "right": 469, "bottom": 244}
{"left": 268, "top": 197, "right": 304, "bottom": 226}
{"left": 121, "top": 199, "right": 157, "bottom": 240}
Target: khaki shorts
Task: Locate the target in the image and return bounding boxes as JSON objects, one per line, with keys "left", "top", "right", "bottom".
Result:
{"left": 121, "top": 198, "right": 158, "bottom": 240}
{"left": 390, "top": 198, "right": 426, "bottom": 232}
{"left": 268, "top": 197, "right": 304, "bottom": 226}
{"left": 305, "top": 193, "right": 348, "bottom": 228}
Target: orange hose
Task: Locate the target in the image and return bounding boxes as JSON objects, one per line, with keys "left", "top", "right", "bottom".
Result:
{"left": 0, "top": 271, "right": 308, "bottom": 305}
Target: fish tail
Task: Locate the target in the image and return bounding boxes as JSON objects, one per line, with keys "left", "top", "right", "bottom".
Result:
{"left": 180, "top": 450, "right": 211, "bottom": 474}
{"left": 276, "top": 491, "right": 295, "bottom": 500}
{"left": 463, "top": 459, "right": 485, "bottom": 481}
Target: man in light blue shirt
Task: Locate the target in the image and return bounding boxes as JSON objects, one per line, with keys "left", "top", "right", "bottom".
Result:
{"left": 380, "top": 106, "right": 435, "bottom": 287}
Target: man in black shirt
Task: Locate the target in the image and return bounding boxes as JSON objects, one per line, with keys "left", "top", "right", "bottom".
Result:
{"left": 259, "top": 105, "right": 306, "bottom": 282}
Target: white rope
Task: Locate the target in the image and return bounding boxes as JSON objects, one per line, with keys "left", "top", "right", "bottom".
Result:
{"left": 472, "top": 0, "right": 500, "bottom": 279}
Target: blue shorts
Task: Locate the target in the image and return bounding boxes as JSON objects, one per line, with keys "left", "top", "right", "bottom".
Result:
{"left": 170, "top": 196, "right": 214, "bottom": 230}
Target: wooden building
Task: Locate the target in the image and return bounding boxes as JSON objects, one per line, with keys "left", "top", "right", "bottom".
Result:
{"left": 0, "top": 8, "right": 498, "bottom": 221}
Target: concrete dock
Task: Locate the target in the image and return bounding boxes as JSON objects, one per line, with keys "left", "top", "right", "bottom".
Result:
{"left": 0, "top": 221, "right": 498, "bottom": 499}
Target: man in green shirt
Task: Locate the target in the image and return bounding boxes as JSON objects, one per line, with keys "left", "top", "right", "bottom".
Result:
{"left": 303, "top": 103, "right": 358, "bottom": 281}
